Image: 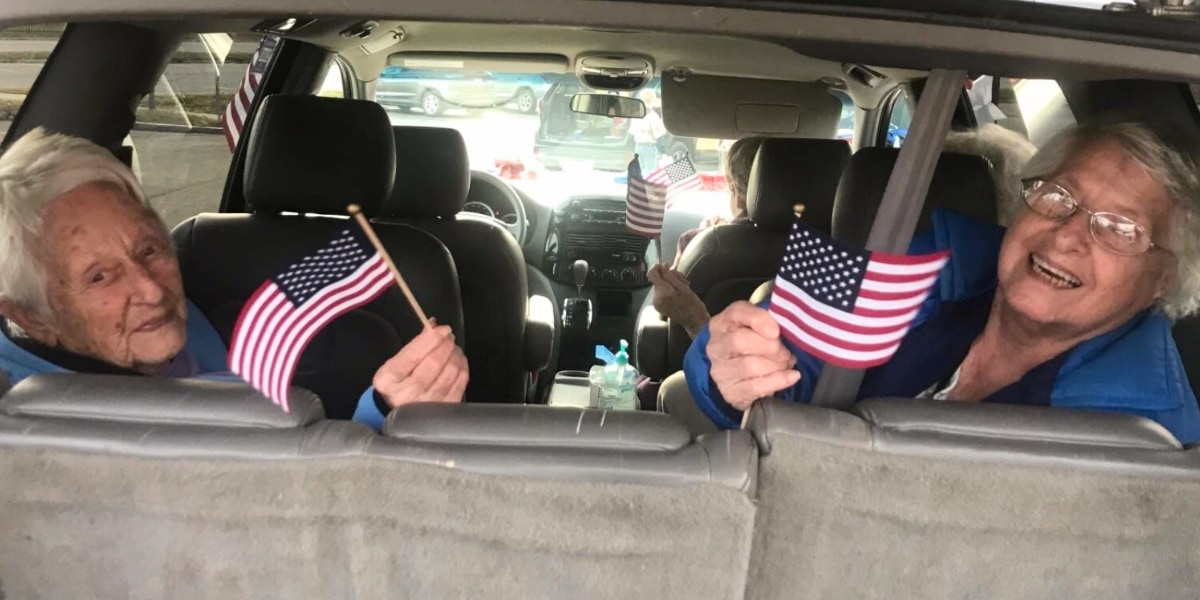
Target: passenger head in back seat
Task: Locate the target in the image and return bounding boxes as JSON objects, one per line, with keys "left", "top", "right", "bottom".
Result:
{"left": 0, "top": 128, "right": 466, "bottom": 429}
{"left": 682, "top": 122, "right": 1200, "bottom": 445}
{"left": 648, "top": 137, "right": 766, "bottom": 340}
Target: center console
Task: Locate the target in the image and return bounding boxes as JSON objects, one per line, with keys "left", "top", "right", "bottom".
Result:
{"left": 542, "top": 196, "right": 651, "bottom": 287}
{"left": 543, "top": 196, "right": 653, "bottom": 377}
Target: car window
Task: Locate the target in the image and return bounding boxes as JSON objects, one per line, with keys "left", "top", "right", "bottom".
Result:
{"left": 886, "top": 77, "right": 1072, "bottom": 149}
{"left": 833, "top": 90, "right": 855, "bottom": 146}
{"left": 368, "top": 68, "right": 751, "bottom": 216}
{"left": 885, "top": 89, "right": 913, "bottom": 148}
{"left": 130, "top": 33, "right": 269, "bottom": 229}
{"left": 1009, "top": 78, "right": 1074, "bottom": 146}
{"left": 0, "top": 23, "right": 64, "bottom": 140}
{"left": 318, "top": 60, "right": 349, "bottom": 99}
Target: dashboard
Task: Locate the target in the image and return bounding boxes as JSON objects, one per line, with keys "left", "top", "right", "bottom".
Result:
{"left": 542, "top": 196, "right": 651, "bottom": 288}
{"left": 462, "top": 199, "right": 518, "bottom": 227}
{"left": 463, "top": 173, "right": 652, "bottom": 291}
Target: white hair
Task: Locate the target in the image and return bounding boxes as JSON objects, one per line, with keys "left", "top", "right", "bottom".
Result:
{"left": 944, "top": 124, "right": 1037, "bottom": 225}
{"left": 1022, "top": 122, "right": 1200, "bottom": 320}
{"left": 0, "top": 127, "right": 152, "bottom": 316}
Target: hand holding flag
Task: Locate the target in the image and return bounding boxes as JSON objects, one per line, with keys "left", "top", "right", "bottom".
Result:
{"left": 227, "top": 206, "right": 430, "bottom": 412}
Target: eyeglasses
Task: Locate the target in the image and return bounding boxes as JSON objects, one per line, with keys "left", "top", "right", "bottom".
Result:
{"left": 1021, "top": 179, "right": 1162, "bottom": 256}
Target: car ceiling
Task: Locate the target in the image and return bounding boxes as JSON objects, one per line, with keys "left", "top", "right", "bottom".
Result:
{"left": 16, "top": 0, "right": 1200, "bottom": 97}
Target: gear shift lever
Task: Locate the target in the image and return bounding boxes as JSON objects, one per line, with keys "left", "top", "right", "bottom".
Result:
{"left": 572, "top": 259, "right": 589, "bottom": 298}
{"left": 563, "top": 259, "right": 593, "bottom": 331}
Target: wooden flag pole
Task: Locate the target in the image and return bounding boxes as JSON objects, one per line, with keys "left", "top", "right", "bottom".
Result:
{"left": 347, "top": 204, "right": 431, "bottom": 327}
{"left": 740, "top": 202, "right": 807, "bottom": 430}
{"left": 654, "top": 237, "right": 664, "bottom": 267}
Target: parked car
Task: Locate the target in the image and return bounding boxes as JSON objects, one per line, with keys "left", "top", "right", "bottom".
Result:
{"left": 376, "top": 67, "right": 552, "bottom": 115}
{"left": 489, "top": 72, "right": 553, "bottom": 114}
{"left": 375, "top": 66, "right": 495, "bottom": 115}
{"left": 533, "top": 79, "right": 720, "bottom": 171}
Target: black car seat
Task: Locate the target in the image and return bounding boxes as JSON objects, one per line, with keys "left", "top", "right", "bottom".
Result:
{"left": 172, "top": 95, "right": 465, "bottom": 419}
{"left": 831, "top": 146, "right": 999, "bottom": 246}
{"left": 374, "top": 125, "right": 553, "bottom": 404}
{"left": 749, "top": 147, "right": 999, "bottom": 301}
{"left": 635, "top": 138, "right": 851, "bottom": 380}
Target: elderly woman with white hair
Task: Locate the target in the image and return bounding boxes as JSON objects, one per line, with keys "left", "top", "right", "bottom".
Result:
{"left": 0, "top": 128, "right": 467, "bottom": 430}
{"left": 684, "top": 122, "right": 1200, "bottom": 443}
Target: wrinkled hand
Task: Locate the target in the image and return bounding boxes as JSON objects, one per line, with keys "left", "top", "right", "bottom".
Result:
{"left": 707, "top": 301, "right": 800, "bottom": 411}
{"left": 647, "top": 264, "right": 710, "bottom": 338}
{"left": 373, "top": 324, "right": 468, "bottom": 409}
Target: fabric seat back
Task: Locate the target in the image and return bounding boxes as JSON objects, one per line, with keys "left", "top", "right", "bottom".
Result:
{"left": 744, "top": 397, "right": 1200, "bottom": 600}
{"left": 0, "top": 373, "right": 758, "bottom": 600}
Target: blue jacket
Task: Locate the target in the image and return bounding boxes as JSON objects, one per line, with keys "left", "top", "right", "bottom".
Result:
{"left": 684, "top": 210, "right": 1200, "bottom": 445}
{"left": 0, "top": 301, "right": 390, "bottom": 431}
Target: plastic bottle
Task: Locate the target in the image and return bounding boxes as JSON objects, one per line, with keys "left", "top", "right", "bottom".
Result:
{"left": 598, "top": 339, "right": 639, "bottom": 411}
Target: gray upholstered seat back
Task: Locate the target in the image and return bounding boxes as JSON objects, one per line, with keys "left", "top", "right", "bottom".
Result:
{"left": 744, "top": 397, "right": 1200, "bottom": 600}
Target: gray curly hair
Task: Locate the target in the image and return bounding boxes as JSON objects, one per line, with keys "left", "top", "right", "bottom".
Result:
{"left": 0, "top": 127, "right": 156, "bottom": 317}
{"left": 1021, "top": 122, "right": 1200, "bottom": 320}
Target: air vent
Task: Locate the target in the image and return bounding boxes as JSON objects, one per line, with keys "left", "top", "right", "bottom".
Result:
{"left": 564, "top": 233, "right": 644, "bottom": 254}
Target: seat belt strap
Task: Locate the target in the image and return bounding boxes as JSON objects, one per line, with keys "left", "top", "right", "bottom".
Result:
{"left": 810, "top": 68, "right": 967, "bottom": 409}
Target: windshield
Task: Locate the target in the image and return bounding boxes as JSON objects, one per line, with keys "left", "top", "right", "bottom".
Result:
{"left": 368, "top": 68, "right": 743, "bottom": 216}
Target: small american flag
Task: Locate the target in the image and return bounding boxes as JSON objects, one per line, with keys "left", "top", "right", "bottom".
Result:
{"left": 625, "top": 155, "right": 702, "bottom": 237}
{"left": 219, "top": 36, "right": 278, "bottom": 152}
{"left": 229, "top": 227, "right": 393, "bottom": 411}
{"left": 769, "top": 219, "right": 949, "bottom": 368}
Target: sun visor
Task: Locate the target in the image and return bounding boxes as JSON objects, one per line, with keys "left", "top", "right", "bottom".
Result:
{"left": 661, "top": 74, "right": 842, "bottom": 139}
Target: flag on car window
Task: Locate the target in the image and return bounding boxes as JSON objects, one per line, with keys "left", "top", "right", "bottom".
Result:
{"left": 228, "top": 226, "right": 392, "bottom": 411}
{"left": 768, "top": 219, "right": 949, "bottom": 368}
{"left": 625, "top": 155, "right": 702, "bottom": 237}
{"left": 219, "top": 35, "right": 278, "bottom": 152}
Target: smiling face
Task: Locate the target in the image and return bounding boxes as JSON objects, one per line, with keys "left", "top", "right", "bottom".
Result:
{"left": 5, "top": 182, "right": 187, "bottom": 374}
{"left": 995, "top": 139, "right": 1175, "bottom": 340}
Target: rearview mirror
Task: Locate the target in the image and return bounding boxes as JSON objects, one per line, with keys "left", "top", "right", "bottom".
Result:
{"left": 569, "top": 94, "right": 646, "bottom": 119}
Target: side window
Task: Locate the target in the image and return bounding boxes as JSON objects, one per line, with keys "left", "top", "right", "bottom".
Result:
{"left": 318, "top": 60, "right": 349, "bottom": 99}
{"left": 833, "top": 90, "right": 855, "bottom": 146}
{"left": 133, "top": 33, "right": 273, "bottom": 229}
{"left": 1008, "top": 78, "right": 1074, "bottom": 147}
{"left": 885, "top": 90, "right": 913, "bottom": 148}
{"left": 0, "top": 23, "right": 64, "bottom": 140}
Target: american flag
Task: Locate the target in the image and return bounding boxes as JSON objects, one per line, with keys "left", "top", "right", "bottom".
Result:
{"left": 625, "top": 155, "right": 702, "bottom": 237}
{"left": 219, "top": 36, "right": 278, "bottom": 152}
{"left": 228, "top": 227, "right": 393, "bottom": 411}
{"left": 768, "top": 219, "right": 949, "bottom": 368}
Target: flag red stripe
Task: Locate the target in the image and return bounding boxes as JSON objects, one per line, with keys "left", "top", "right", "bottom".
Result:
{"left": 235, "top": 286, "right": 288, "bottom": 388}
{"left": 268, "top": 260, "right": 392, "bottom": 402}
{"left": 229, "top": 277, "right": 278, "bottom": 377}
{"left": 776, "top": 325, "right": 896, "bottom": 369}
{"left": 771, "top": 304, "right": 908, "bottom": 352}
{"left": 265, "top": 258, "right": 392, "bottom": 401}
{"left": 270, "top": 266, "right": 393, "bottom": 407}
{"left": 857, "top": 286, "right": 935, "bottom": 302}
{"left": 263, "top": 260, "right": 389, "bottom": 402}
{"left": 868, "top": 249, "right": 951, "bottom": 267}
{"left": 861, "top": 269, "right": 944, "bottom": 284}
{"left": 851, "top": 302, "right": 928, "bottom": 319}
{"left": 772, "top": 281, "right": 914, "bottom": 335}
{"left": 252, "top": 291, "right": 298, "bottom": 401}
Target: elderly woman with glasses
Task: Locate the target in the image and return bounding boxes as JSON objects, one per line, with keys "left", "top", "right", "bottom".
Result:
{"left": 681, "top": 122, "right": 1200, "bottom": 443}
